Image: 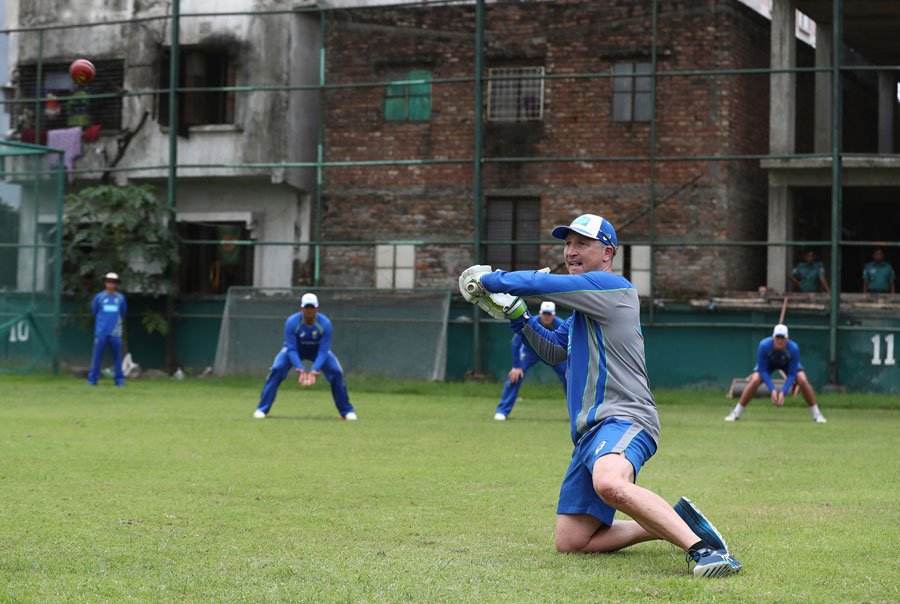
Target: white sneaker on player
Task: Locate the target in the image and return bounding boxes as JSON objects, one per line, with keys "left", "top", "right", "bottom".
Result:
{"left": 724, "top": 412, "right": 740, "bottom": 422}
{"left": 814, "top": 415, "right": 827, "bottom": 423}
{"left": 494, "top": 413, "right": 507, "bottom": 421}
{"left": 253, "top": 409, "right": 266, "bottom": 419}
{"left": 343, "top": 412, "right": 358, "bottom": 421}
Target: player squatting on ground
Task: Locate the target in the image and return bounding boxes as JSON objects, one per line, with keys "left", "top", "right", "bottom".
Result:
{"left": 460, "top": 213, "right": 743, "bottom": 578}
{"left": 494, "top": 300, "right": 568, "bottom": 421}
{"left": 253, "top": 293, "right": 358, "bottom": 421}
{"left": 725, "top": 323, "right": 827, "bottom": 423}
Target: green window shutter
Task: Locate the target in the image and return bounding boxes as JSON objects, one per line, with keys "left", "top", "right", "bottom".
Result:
{"left": 408, "top": 70, "right": 431, "bottom": 121}
{"left": 385, "top": 78, "right": 408, "bottom": 121}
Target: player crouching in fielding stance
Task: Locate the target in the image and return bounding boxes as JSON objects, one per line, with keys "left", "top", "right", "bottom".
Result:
{"left": 725, "top": 323, "right": 826, "bottom": 423}
{"left": 460, "top": 214, "right": 742, "bottom": 578}
{"left": 253, "top": 293, "right": 357, "bottom": 420}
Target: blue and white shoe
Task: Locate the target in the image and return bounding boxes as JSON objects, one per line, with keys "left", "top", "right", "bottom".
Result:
{"left": 687, "top": 547, "right": 743, "bottom": 578}
{"left": 674, "top": 497, "right": 728, "bottom": 551}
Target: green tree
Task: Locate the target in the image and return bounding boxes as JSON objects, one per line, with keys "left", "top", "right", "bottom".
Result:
{"left": 62, "top": 185, "right": 178, "bottom": 335}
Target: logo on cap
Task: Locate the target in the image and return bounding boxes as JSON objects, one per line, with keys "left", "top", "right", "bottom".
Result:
{"left": 573, "top": 215, "right": 592, "bottom": 228}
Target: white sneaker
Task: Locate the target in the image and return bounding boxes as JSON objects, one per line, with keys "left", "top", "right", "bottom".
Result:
{"left": 253, "top": 410, "right": 266, "bottom": 419}
{"left": 344, "top": 412, "right": 358, "bottom": 421}
{"left": 814, "top": 415, "right": 827, "bottom": 423}
{"left": 724, "top": 412, "right": 739, "bottom": 422}
{"left": 494, "top": 413, "right": 507, "bottom": 421}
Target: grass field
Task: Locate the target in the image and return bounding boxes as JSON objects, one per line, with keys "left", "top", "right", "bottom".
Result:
{"left": 1, "top": 375, "right": 897, "bottom": 603}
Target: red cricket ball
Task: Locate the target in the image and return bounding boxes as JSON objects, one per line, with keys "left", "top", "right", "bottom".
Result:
{"left": 69, "top": 59, "right": 95, "bottom": 86}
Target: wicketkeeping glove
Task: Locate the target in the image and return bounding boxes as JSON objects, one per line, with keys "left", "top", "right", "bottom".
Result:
{"left": 458, "top": 264, "right": 492, "bottom": 302}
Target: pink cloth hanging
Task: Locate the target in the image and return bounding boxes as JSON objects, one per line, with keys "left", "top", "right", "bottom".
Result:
{"left": 47, "top": 126, "right": 83, "bottom": 182}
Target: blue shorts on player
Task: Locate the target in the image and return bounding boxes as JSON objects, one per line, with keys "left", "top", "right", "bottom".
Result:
{"left": 557, "top": 417, "right": 657, "bottom": 526}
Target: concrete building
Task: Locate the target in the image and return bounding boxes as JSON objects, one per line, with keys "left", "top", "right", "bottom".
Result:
{"left": 762, "top": 0, "right": 900, "bottom": 293}
{"left": 3, "top": 0, "right": 321, "bottom": 294}
{"left": 3, "top": 0, "right": 897, "bottom": 298}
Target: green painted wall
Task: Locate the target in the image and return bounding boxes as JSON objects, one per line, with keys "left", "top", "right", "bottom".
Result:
{"left": 4, "top": 295, "right": 898, "bottom": 393}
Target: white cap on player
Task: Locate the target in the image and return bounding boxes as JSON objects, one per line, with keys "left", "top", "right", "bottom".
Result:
{"left": 300, "top": 293, "right": 319, "bottom": 308}
{"left": 773, "top": 324, "right": 789, "bottom": 338}
{"left": 540, "top": 301, "right": 556, "bottom": 314}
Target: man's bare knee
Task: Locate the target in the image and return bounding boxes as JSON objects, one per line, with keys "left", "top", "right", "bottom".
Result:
{"left": 555, "top": 532, "right": 584, "bottom": 553}
{"left": 593, "top": 474, "right": 629, "bottom": 509}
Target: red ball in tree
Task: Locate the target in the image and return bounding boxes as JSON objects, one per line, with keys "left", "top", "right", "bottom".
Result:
{"left": 69, "top": 59, "right": 95, "bottom": 86}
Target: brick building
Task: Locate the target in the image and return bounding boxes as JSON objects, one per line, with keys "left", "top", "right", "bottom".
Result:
{"left": 319, "top": 0, "right": 774, "bottom": 297}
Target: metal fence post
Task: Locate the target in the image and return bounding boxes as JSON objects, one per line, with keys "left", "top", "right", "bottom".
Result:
{"left": 828, "top": 0, "right": 843, "bottom": 385}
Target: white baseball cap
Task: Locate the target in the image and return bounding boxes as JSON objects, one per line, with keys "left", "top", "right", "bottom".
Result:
{"left": 540, "top": 301, "right": 556, "bottom": 314}
{"left": 300, "top": 293, "right": 319, "bottom": 308}
{"left": 773, "top": 324, "right": 789, "bottom": 338}
{"left": 551, "top": 214, "right": 618, "bottom": 252}
{"left": 104, "top": 272, "right": 120, "bottom": 281}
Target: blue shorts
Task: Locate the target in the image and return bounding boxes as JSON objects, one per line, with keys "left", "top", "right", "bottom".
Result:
{"left": 556, "top": 417, "right": 657, "bottom": 526}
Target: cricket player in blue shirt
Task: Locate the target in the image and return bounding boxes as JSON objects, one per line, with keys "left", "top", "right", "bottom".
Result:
{"left": 88, "top": 272, "right": 127, "bottom": 386}
{"left": 494, "top": 300, "right": 567, "bottom": 421}
{"left": 460, "top": 214, "right": 742, "bottom": 578}
{"left": 725, "top": 323, "right": 827, "bottom": 423}
{"left": 253, "top": 293, "right": 357, "bottom": 420}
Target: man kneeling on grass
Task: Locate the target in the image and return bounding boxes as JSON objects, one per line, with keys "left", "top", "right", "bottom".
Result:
{"left": 460, "top": 214, "right": 742, "bottom": 578}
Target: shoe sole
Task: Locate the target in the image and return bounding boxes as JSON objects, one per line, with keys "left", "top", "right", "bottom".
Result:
{"left": 674, "top": 497, "right": 728, "bottom": 551}
{"left": 693, "top": 559, "right": 743, "bottom": 578}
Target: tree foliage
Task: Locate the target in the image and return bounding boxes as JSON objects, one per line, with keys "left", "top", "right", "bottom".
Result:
{"left": 62, "top": 185, "right": 178, "bottom": 335}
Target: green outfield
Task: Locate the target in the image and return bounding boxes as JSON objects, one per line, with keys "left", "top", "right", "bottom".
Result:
{"left": 0, "top": 375, "right": 897, "bottom": 603}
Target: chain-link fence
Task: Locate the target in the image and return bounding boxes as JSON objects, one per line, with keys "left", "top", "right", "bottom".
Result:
{"left": 0, "top": 0, "right": 897, "bottom": 386}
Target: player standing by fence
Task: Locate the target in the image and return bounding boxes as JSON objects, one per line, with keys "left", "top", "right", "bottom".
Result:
{"left": 87, "top": 272, "right": 126, "bottom": 387}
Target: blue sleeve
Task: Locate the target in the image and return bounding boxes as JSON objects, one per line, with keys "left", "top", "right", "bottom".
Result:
{"left": 757, "top": 341, "right": 775, "bottom": 392}
{"left": 511, "top": 334, "right": 523, "bottom": 368}
{"left": 283, "top": 316, "right": 302, "bottom": 369}
{"left": 119, "top": 294, "right": 127, "bottom": 318}
{"left": 481, "top": 269, "right": 628, "bottom": 297}
{"left": 91, "top": 294, "right": 101, "bottom": 316}
{"left": 782, "top": 343, "right": 800, "bottom": 393}
{"left": 311, "top": 317, "right": 332, "bottom": 372}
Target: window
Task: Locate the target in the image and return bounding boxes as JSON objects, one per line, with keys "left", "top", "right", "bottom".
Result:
{"left": 487, "top": 67, "right": 544, "bottom": 122}
{"left": 12, "top": 60, "right": 124, "bottom": 142}
{"left": 612, "top": 62, "right": 652, "bottom": 123}
{"left": 628, "top": 245, "right": 651, "bottom": 296}
{"left": 159, "top": 47, "right": 235, "bottom": 129}
{"left": 483, "top": 198, "right": 540, "bottom": 271}
{"left": 177, "top": 222, "right": 253, "bottom": 295}
{"left": 385, "top": 70, "right": 431, "bottom": 122}
{"left": 375, "top": 244, "right": 415, "bottom": 289}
